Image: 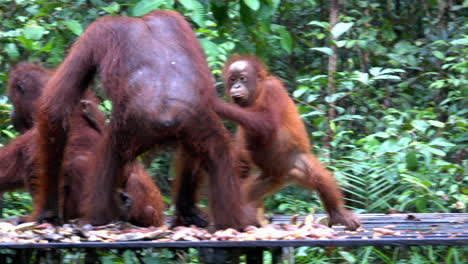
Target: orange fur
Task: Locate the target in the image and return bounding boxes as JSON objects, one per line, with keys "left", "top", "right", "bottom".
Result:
{"left": 32, "top": 11, "right": 247, "bottom": 229}
{"left": 4, "top": 63, "right": 164, "bottom": 227}
{"left": 213, "top": 55, "right": 360, "bottom": 230}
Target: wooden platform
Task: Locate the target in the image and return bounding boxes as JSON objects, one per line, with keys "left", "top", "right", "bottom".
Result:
{"left": 0, "top": 213, "right": 466, "bottom": 264}
{"left": 0, "top": 213, "right": 466, "bottom": 249}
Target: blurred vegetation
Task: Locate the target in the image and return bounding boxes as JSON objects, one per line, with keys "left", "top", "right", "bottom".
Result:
{"left": 0, "top": 0, "right": 466, "bottom": 263}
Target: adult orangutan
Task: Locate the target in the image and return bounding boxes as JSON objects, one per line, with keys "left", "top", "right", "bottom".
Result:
{"left": 2, "top": 62, "right": 164, "bottom": 227}
{"left": 212, "top": 55, "right": 361, "bottom": 230}
{"left": 33, "top": 10, "right": 246, "bottom": 229}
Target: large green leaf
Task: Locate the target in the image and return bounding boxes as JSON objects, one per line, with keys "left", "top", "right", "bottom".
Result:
{"left": 102, "top": 2, "right": 120, "bottom": 13}
{"left": 131, "top": 0, "right": 167, "bottom": 17}
{"left": 339, "top": 251, "right": 357, "bottom": 263}
{"left": 432, "top": 50, "right": 445, "bottom": 60}
{"left": 292, "top": 88, "right": 307, "bottom": 98}
{"left": 411, "top": 120, "right": 430, "bottom": 133}
{"left": 352, "top": 72, "right": 369, "bottom": 84}
{"left": 63, "top": 20, "right": 83, "bottom": 36}
{"left": 38, "top": 40, "right": 54, "bottom": 53}
{"left": 428, "top": 120, "right": 445, "bottom": 128}
{"left": 308, "top": 21, "right": 330, "bottom": 29}
{"left": 257, "top": 0, "right": 279, "bottom": 20}
{"left": 23, "top": 25, "right": 46, "bottom": 40}
{"left": 199, "top": 38, "right": 218, "bottom": 56}
{"left": 311, "top": 47, "right": 333, "bottom": 56}
{"left": 2, "top": 130, "right": 16, "bottom": 138}
{"left": 178, "top": 0, "right": 200, "bottom": 9}
{"left": 277, "top": 26, "right": 293, "bottom": 54}
{"left": 429, "top": 138, "right": 455, "bottom": 147}
{"left": 333, "top": 115, "right": 365, "bottom": 122}
{"left": 427, "top": 147, "right": 446, "bottom": 156}
{"left": 450, "top": 37, "right": 468, "bottom": 45}
{"left": 179, "top": 0, "right": 205, "bottom": 27}
{"left": 325, "top": 92, "right": 346, "bottom": 103}
{"left": 406, "top": 150, "right": 418, "bottom": 171}
{"left": 243, "top": 0, "right": 260, "bottom": 11}
{"left": 331, "top": 22, "right": 354, "bottom": 39}
{"left": 5, "top": 43, "right": 19, "bottom": 60}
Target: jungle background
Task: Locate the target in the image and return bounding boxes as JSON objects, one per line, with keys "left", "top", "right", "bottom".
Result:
{"left": 0, "top": 0, "right": 466, "bottom": 263}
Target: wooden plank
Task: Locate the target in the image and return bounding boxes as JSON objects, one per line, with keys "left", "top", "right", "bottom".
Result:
{"left": 0, "top": 214, "right": 466, "bottom": 248}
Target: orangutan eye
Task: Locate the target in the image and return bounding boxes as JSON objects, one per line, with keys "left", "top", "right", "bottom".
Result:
{"left": 16, "top": 83, "right": 25, "bottom": 94}
{"left": 240, "top": 76, "right": 247, "bottom": 82}
{"left": 230, "top": 77, "right": 236, "bottom": 83}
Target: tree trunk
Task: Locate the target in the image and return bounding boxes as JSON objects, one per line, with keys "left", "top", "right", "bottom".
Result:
{"left": 324, "top": 0, "right": 339, "bottom": 162}
{"left": 361, "top": 2, "right": 370, "bottom": 73}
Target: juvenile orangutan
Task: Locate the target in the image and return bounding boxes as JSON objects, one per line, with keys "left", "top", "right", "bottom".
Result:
{"left": 213, "top": 55, "right": 361, "bottom": 230}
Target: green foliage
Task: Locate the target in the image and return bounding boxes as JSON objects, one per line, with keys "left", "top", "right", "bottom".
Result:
{"left": 264, "top": 186, "right": 320, "bottom": 214}
{"left": 0, "top": 0, "right": 466, "bottom": 262}
{"left": 131, "top": 0, "right": 173, "bottom": 17}
{"left": 101, "top": 2, "right": 121, "bottom": 14}
{"left": 294, "top": 246, "right": 466, "bottom": 264}
{"left": 243, "top": 0, "right": 260, "bottom": 11}
{"left": 63, "top": 20, "right": 83, "bottom": 36}
{"left": 331, "top": 22, "right": 354, "bottom": 39}
{"left": 2, "top": 192, "right": 31, "bottom": 217}
{"left": 178, "top": 0, "right": 206, "bottom": 27}
{"left": 0, "top": 96, "right": 16, "bottom": 143}
{"left": 64, "top": 248, "right": 197, "bottom": 263}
